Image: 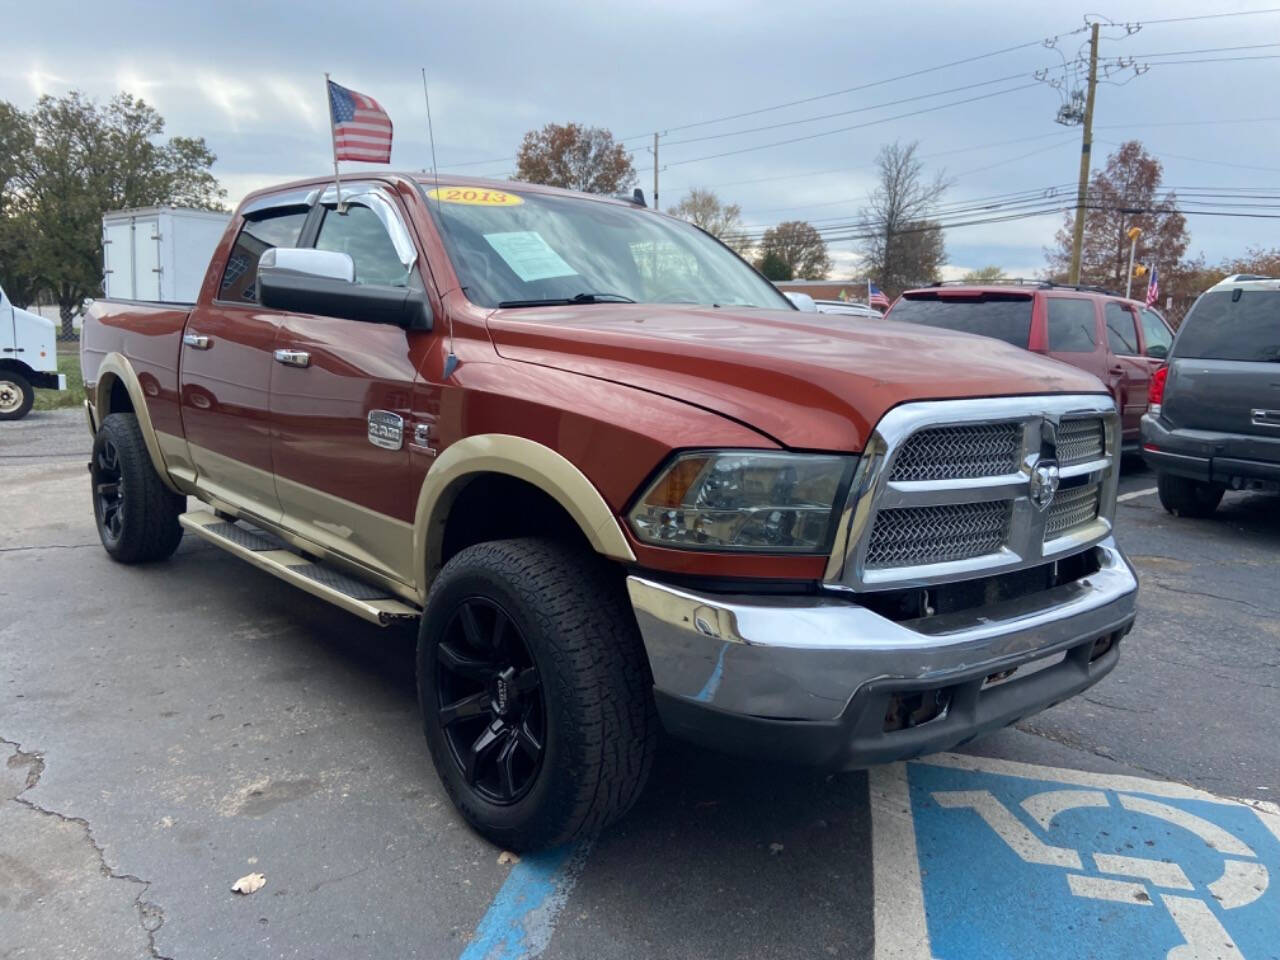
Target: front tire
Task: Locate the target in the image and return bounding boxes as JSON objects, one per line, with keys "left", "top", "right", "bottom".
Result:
{"left": 418, "top": 538, "right": 657, "bottom": 851}
{"left": 1157, "top": 470, "right": 1224, "bottom": 518}
{"left": 0, "top": 372, "right": 34, "bottom": 421}
{"left": 91, "top": 413, "right": 186, "bottom": 563}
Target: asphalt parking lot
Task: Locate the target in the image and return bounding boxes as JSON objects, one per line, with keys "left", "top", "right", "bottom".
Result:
{"left": 3, "top": 408, "right": 1278, "bottom": 960}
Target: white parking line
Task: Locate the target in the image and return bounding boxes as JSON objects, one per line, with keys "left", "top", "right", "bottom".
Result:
{"left": 1118, "top": 486, "right": 1159, "bottom": 502}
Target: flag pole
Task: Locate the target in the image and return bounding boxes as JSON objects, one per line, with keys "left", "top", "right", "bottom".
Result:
{"left": 867, "top": 277, "right": 872, "bottom": 311}
{"left": 324, "top": 72, "right": 345, "bottom": 213}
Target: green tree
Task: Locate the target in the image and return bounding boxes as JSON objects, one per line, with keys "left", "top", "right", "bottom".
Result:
{"left": 0, "top": 102, "right": 36, "bottom": 305}
{"left": 756, "top": 221, "right": 831, "bottom": 280}
{"left": 758, "top": 250, "right": 793, "bottom": 281}
{"left": 961, "top": 265, "right": 1006, "bottom": 283}
{"left": 2, "top": 91, "right": 224, "bottom": 334}
{"left": 668, "top": 187, "right": 749, "bottom": 254}
{"left": 515, "top": 122, "right": 635, "bottom": 194}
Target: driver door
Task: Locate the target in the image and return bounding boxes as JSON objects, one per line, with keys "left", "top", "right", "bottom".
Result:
{"left": 268, "top": 188, "right": 427, "bottom": 586}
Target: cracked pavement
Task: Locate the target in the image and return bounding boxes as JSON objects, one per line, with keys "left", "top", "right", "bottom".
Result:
{"left": 2, "top": 408, "right": 1277, "bottom": 959}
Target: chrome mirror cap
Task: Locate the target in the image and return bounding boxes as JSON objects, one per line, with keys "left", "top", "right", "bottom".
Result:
{"left": 259, "top": 247, "right": 356, "bottom": 284}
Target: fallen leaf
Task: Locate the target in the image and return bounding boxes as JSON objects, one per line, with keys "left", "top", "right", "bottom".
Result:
{"left": 768, "top": 843, "right": 784, "bottom": 856}
{"left": 497, "top": 851, "right": 520, "bottom": 866}
{"left": 232, "top": 872, "right": 266, "bottom": 895}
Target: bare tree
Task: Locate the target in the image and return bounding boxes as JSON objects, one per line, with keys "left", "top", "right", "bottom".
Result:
{"left": 859, "top": 141, "right": 949, "bottom": 296}
{"left": 667, "top": 188, "right": 749, "bottom": 254}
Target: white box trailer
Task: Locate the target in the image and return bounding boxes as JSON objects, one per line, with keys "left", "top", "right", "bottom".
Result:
{"left": 102, "top": 207, "right": 230, "bottom": 303}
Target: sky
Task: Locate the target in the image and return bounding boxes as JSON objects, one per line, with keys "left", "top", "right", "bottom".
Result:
{"left": 4, "top": 0, "right": 1278, "bottom": 281}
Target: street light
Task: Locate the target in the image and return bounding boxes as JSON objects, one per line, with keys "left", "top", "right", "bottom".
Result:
{"left": 1125, "top": 226, "right": 1142, "bottom": 299}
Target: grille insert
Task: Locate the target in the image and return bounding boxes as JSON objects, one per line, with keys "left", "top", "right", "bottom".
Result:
{"left": 889, "top": 422, "right": 1021, "bottom": 482}
{"left": 1044, "top": 484, "right": 1101, "bottom": 540}
{"left": 1057, "top": 417, "right": 1105, "bottom": 466}
{"left": 866, "top": 501, "right": 1011, "bottom": 569}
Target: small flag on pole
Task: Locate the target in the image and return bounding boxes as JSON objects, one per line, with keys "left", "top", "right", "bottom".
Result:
{"left": 327, "top": 79, "right": 393, "bottom": 163}
{"left": 868, "top": 281, "right": 890, "bottom": 310}
{"left": 1145, "top": 265, "right": 1159, "bottom": 307}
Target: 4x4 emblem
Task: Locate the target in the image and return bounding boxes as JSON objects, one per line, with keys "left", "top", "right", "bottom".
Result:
{"left": 1030, "top": 459, "right": 1060, "bottom": 511}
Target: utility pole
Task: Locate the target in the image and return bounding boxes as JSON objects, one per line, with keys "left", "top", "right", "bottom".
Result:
{"left": 1068, "top": 22, "right": 1100, "bottom": 285}
{"left": 652, "top": 132, "right": 660, "bottom": 211}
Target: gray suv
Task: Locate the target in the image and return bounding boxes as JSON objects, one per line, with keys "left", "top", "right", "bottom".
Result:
{"left": 1142, "top": 275, "right": 1280, "bottom": 516}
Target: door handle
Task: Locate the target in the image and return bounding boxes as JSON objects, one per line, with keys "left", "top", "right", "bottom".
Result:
{"left": 182, "top": 333, "right": 211, "bottom": 350}
{"left": 1109, "top": 365, "right": 1125, "bottom": 376}
{"left": 273, "top": 349, "right": 311, "bottom": 368}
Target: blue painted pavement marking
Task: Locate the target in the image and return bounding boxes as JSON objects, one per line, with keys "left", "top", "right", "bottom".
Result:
{"left": 874, "top": 755, "right": 1280, "bottom": 960}
{"left": 459, "top": 841, "right": 591, "bottom": 960}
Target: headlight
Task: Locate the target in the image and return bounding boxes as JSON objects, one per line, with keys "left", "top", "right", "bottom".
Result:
{"left": 628, "top": 451, "right": 855, "bottom": 553}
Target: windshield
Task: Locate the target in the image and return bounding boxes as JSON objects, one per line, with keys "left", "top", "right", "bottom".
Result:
{"left": 419, "top": 184, "right": 791, "bottom": 311}
{"left": 888, "top": 293, "right": 1033, "bottom": 347}
{"left": 1174, "top": 288, "right": 1279, "bottom": 362}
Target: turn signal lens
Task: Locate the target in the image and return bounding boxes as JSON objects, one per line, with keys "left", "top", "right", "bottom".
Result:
{"left": 628, "top": 451, "right": 855, "bottom": 553}
{"left": 1148, "top": 365, "right": 1168, "bottom": 416}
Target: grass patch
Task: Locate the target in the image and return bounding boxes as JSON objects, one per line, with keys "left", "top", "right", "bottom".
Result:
{"left": 32, "top": 353, "right": 85, "bottom": 411}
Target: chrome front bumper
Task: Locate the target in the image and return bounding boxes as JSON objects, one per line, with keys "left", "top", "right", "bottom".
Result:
{"left": 627, "top": 537, "right": 1138, "bottom": 767}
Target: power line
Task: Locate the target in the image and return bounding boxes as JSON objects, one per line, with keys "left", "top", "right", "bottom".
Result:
{"left": 664, "top": 83, "right": 1044, "bottom": 168}
{"left": 658, "top": 72, "right": 1032, "bottom": 148}
{"left": 617, "top": 29, "right": 1086, "bottom": 142}
{"left": 1096, "top": 139, "right": 1280, "bottom": 174}
{"left": 1095, "top": 116, "right": 1280, "bottom": 129}
{"left": 1124, "top": 6, "right": 1280, "bottom": 26}
{"left": 1114, "top": 41, "right": 1280, "bottom": 58}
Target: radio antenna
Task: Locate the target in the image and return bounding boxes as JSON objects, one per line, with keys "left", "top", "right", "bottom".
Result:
{"left": 422, "top": 67, "right": 458, "bottom": 380}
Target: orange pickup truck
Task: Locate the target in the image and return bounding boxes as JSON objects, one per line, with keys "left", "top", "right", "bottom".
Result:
{"left": 81, "top": 174, "right": 1137, "bottom": 850}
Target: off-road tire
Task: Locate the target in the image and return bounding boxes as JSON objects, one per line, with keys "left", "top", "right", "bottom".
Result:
{"left": 91, "top": 413, "right": 185, "bottom": 563}
{"left": 1157, "top": 470, "right": 1224, "bottom": 518}
{"left": 0, "top": 371, "right": 34, "bottom": 421}
{"left": 418, "top": 538, "right": 658, "bottom": 850}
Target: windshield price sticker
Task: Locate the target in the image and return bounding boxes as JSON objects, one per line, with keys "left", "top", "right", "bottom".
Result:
{"left": 484, "top": 231, "right": 577, "bottom": 282}
{"left": 428, "top": 187, "right": 523, "bottom": 206}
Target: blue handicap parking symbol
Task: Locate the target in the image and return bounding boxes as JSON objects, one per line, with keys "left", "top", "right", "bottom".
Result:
{"left": 878, "top": 757, "right": 1280, "bottom": 960}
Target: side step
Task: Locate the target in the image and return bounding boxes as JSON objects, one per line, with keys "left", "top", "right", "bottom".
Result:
{"left": 179, "top": 512, "right": 420, "bottom": 626}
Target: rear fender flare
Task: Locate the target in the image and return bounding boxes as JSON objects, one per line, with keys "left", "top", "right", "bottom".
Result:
{"left": 94, "top": 353, "right": 183, "bottom": 495}
{"left": 412, "top": 434, "right": 636, "bottom": 602}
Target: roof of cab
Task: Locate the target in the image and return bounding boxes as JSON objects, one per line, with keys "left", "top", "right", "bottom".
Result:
{"left": 237, "top": 172, "right": 648, "bottom": 212}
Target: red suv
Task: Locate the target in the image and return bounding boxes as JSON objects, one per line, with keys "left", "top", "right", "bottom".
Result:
{"left": 885, "top": 282, "right": 1174, "bottom": 450}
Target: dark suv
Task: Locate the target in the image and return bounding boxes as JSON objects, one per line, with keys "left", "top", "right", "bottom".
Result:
{"left": 1141, "top": 275, "right": 1280, "bottom": 517}
{"left": 886, "top": 281, "right": 1174, "bottom": 450}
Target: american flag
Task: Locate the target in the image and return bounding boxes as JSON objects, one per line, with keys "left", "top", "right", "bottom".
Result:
{"left": 868, "top": 281, "right": 890, "bottom": 310}
{"left": 1145, "top": 265, "right": 1159, "bottom": 307}
{"left": 328, "top": 80, "right": 392, "bottom": 163}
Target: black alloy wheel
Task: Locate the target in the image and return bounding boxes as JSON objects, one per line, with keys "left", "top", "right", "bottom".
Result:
{"left": 93, "top": 436, "right": 126, "bottom": 545}
{"left": 435, "top": 597, "right": 546, "bottom": 805}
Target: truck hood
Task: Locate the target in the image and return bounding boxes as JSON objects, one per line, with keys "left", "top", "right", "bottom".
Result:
{"left": 487, "top": 304, "right": 1107, "bottom": 450}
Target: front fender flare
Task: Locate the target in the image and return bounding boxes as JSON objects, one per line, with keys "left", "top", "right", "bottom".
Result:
{"left": 412, "top": 434, "right": 636, "bottom": 602}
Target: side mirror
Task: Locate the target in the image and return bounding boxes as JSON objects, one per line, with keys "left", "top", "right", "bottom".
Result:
{"left": 257, "top": 248, "right": 432, "bottom": 331}
{"left": 1147, "top": 343, "right": 1168, "bottom": 360}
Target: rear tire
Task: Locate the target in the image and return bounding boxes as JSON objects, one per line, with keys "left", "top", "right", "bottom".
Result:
{"left": 1157, "top": 471, "right": 1224, "bottom": 518}
{"left": 0, "top": 372, "right": 34, "bottom": 421}
{"left": 91, "top": 413, "right": 186, "bottom": 563}
{"left": 418, "top": 538, "right": 657, "bottom": 851}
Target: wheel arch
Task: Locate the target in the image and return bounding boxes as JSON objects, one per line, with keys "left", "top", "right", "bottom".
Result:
{"left": 93, "top": 353, "right": 182, "bottom": 495}
{"left": 413, "top": 434, "right": 636, "bottom": 602}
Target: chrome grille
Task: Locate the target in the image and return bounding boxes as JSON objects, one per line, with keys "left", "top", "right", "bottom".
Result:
{"left": 889, "top": 422, "right": 1022, "bottom": 481}
{"left": 1043, "top": 484, "right": 1101, "bottom": 540}
{"left": 1057, "top": 417, "right": 1105, "bottom": 466}
{"left": 866, "top": 501, "right": 1011, "bottom": 569}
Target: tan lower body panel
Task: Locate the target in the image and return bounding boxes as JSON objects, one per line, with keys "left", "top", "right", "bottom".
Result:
{"left": 179, "top": 512, "right": 419, "bottom": 626}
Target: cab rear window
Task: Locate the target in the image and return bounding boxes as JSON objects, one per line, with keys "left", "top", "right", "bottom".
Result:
{"left": 889, "top": 293, "right": 1033, "bottom": 347}
{"left": 1174, "top": 289, "right": 1279, "bottom": 362}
